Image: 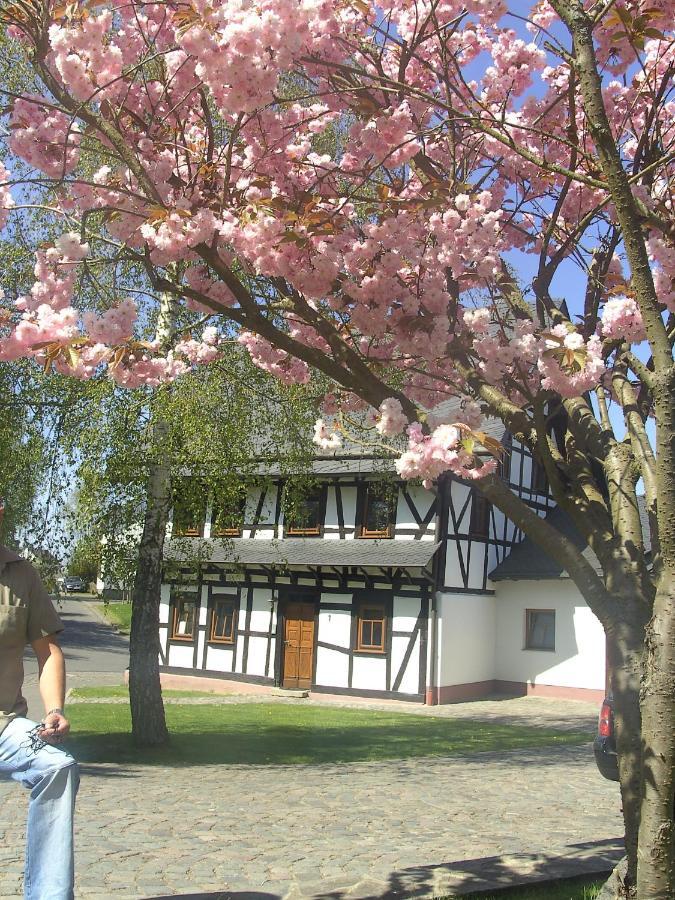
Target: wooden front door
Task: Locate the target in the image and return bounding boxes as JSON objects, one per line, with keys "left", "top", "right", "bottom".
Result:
{"left": 282, "top": 601, "right": 315, "bottom": 689}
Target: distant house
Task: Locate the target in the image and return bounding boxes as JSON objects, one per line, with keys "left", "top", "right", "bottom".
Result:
{"left": 159, "top": 420, "right": 614, "bottom": 704}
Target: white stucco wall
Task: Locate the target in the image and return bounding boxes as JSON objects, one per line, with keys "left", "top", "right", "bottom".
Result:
{"left": 242, "top": 486, "right": 277, "bottom": 538}
{"left": 394, "top": 484, "right": 435, "bottom": 539}
{"left": 391, "top": 596, "right": 422, "bottom": 695}
{"left": 159, "top": 585, "right": 170, "bottom": 624}
{"left": 392, "top": 596, "right": 419, "bottom": 632}
{"left": 351, "top": 654, "right": 387, "bottom": 691}
{"left": 245, "top": 636, "right": 269, "bottom": 677}
{"left": 324, "top": 486, "right": 340, "bottom": 539}
{"left": 167, "top": 643, "right": 194, "bottom": 668}
{"left": 315, "top": 648, "right": 350, "bottom": 688}
{"left": 205, "top": 643, "right": 235, "bottom": 671}
{"left": 390, "top": 632, "right": 420, "bottom": 694}
{"left": 437, "top": 592, "right": 497, "bottom": 685}
{"left": 494, "top": 579, "right": 606, "bottom": 690}
{"left": 340, "top": 487, "right": 357, "bottom": 536}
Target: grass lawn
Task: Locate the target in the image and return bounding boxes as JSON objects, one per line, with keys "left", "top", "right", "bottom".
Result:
{"left": 455, "top": 874, "right": 604, "bottom": 899}
{"left": 95, "top": 602, "right": 132, "bottom": 633}
{"left": 65, "top": 700, "right": 590, "bottom": 767}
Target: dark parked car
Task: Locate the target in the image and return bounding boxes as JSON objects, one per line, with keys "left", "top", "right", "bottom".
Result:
{"left": 594, "top": 695, "right": 619, "bottom": 781}
{"left": 63, "top": 575, "right": 87, "bottom": 593}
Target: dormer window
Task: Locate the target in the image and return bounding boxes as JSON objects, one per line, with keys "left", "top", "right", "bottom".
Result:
{"left": 284, "top": 485, "right": 326, "bottom": 537}
{"left": 359, "top": 482, "right": 397, "bottom": 539}
{"left": 469, "top": 492, "right": 490, "bottom": 538}
{"left": 172, "top": 480, "right": 207, "bottom": 537}
{"left": 211, "top": 486, "right": 246, "bottom": 537}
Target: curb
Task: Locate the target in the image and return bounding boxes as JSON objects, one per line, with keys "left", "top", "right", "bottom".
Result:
{"left": 82, "top": 600, "right": 128, "bottom": 636}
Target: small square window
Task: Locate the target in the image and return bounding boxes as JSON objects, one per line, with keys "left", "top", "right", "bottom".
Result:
{"left": 356, "top": 604, "right": 387, "bottom": 653}
{"left": 171, "top": 596, "right": 197, "bottom": 641}
{"left": 525, "top": 609, "right": 555, "bottom": 651}
{"left": 284, "top": 487, "right": 325, "bottom": 536}
{"left": 210, "top": 598, "right": 237, "bottom": 643}
{"left": 360, "top": 483, "right": 397, "bottom": 539}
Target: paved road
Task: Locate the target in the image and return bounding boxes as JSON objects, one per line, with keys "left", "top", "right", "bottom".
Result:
{"left": 1, "top": 603, "right": 623, "bottom": 899}
{"left": 21, "top": 594, "right": 129, "bottom": 716}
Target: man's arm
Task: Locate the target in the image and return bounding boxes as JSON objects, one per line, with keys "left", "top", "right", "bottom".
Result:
{"left": 31, "top": 634, "right": 70, "bottom": 743}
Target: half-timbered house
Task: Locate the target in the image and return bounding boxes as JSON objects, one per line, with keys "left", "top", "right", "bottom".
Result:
{"left": 159, "top": 426, "right": 611, "bottom": 704}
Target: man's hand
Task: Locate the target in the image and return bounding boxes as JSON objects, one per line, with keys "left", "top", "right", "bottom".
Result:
{"left": 39, "top": 711, "right": 71, "bottom": 744}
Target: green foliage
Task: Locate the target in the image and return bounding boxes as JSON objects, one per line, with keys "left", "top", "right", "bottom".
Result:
{"left": 68, "top": 533, "right": 100, "bottom": 583}
{"left": 95, "top": 603, "right": 132, "bottom": 633}
{"left": 68, "top": 347, "right": 318, "bottom": 587}
{"left": 65, "top": 701, "right": 589, "bottom": 766}
{"left": 0, "top": 365, "right": 46, "bottom": 543}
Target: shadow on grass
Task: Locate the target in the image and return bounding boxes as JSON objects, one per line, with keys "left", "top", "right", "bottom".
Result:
{"left": 66, "top": 702, "right": 590, "bottom": 767}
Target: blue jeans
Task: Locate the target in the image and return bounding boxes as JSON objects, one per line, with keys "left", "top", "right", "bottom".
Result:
{"left": 0, "top": 717, "right": 79, "bottom": 900}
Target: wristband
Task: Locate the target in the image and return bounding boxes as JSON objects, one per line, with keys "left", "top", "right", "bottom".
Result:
{"left": 46, "top": 708, "right": 64, "bottom": 717}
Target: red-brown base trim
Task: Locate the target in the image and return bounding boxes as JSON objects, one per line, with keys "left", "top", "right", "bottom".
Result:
{"left": 426, "top": 680, "right": 495, "bottom": 704}
{"left": 426, "top": 679, "right": 605, "bottom": 705}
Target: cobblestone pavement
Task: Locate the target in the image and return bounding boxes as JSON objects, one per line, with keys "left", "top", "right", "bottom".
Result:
{"left": 0, "top": 697, "right": 623, "bottom": 900}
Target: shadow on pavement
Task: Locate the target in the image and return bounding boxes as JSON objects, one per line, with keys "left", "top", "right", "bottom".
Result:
{"left": 146, "top": 894, "right": 279, "bottom": 900}
{"left": 77, "top": 764, "right": 141, "bottom": 779}
{"left": 142, "top": 839, "right": 623, "bottom": 900}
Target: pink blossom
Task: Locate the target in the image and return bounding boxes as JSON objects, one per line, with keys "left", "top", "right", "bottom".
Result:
{"left": 82, "top": 298, "right": 137, "bottom": 345}
{"left": 374, "top": 398, "right": 408, "bottom": 437}
{"left": 0, "top": 164, "right": 15, "bottom": 229}
{"left": 537, "top": 327, "right": 606, "bottom": 397}
{"left": 9, "top": 96, "right": 80, "bottom": 177}
{"left": 600, "top": 296, "right": 647, "bottom": 343}
{"left": 313, "top": 418, "right": 342, "bottom": 451}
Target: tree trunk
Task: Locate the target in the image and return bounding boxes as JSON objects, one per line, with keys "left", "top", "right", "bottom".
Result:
{"left": 128, "top": 423, "right": 171, "bottom": 747}
{"left": 637, "top": 571, "right": 675, "bottom": 898}
{"left": 606, "top": 616, "right": 647, "bottom": 896}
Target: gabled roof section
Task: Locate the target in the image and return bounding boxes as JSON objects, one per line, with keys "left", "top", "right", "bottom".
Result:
{"left": 489, "top": 497, "right": 650, "bottom": 582}
{"left": 254, "top": 454, "right": 397, "bottom": 476}
{"left": 255, "top": 397, "right": 507, "bottom": 476}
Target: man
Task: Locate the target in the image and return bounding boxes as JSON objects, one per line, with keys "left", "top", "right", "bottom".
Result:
{"left": 0, "top": 498, "right": 79, "bottom": 900}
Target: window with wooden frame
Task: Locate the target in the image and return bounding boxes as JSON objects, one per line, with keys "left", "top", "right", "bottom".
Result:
{"left": 355, "top": 603, "right": 387, "bottom": 653}
{"left": 469, "top": 492, "right": 491, "bottom": 537}
{"left": 210, "top": 487, "right": 247, "bottom": 537}
{"left": 284, "top": 485, "right": 325, "bottom": 537}
{"left": 525, "top": 609, "right": 555, "bottom": 651}
{"left": 359, "top": 482, "right": 397, "bottom": 539}
{"left": 209, "top": 597, "right": 237, "bottom": 644}
{"left": 172, "top": 480, "right": 207, "bottom": 537}
{"left": 171, "top": 595, "right": 197, "bottom": 641}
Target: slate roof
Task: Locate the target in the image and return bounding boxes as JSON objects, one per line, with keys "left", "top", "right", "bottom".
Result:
{"left": 253, "top": 455, "right": 397, "bottom": 476}
{"left": 489, "top": 497, "right": 650, "bottom": 581}
{"left": 166, "top": 537, "right": 440, "bottom": 569}
{"left": 252, "top": 398, "right": 507, "bottom": 476}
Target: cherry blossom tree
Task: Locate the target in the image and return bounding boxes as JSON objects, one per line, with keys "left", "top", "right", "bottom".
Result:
{"left": 0, "top": 1, "right": 673, "bottom": 895}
